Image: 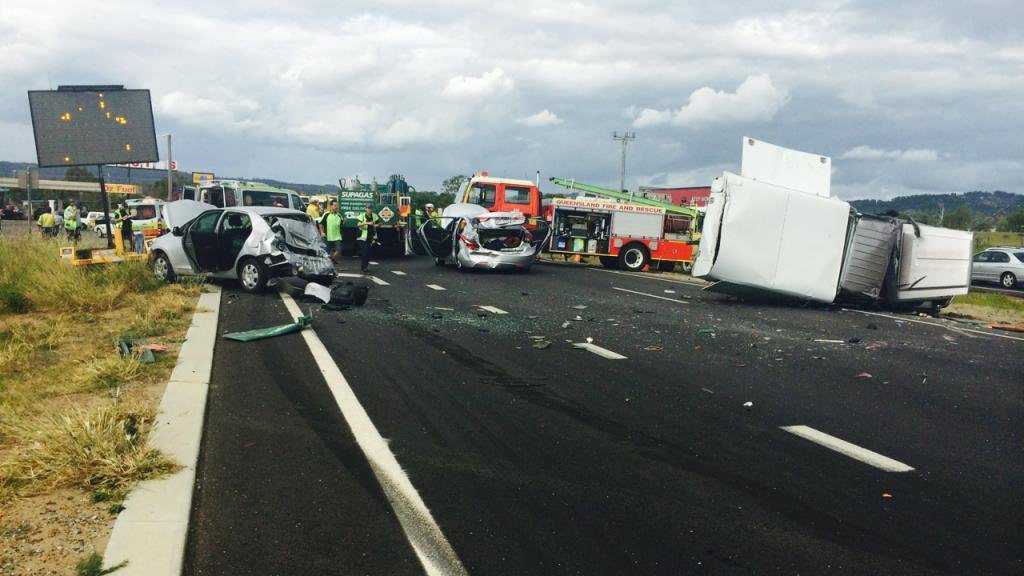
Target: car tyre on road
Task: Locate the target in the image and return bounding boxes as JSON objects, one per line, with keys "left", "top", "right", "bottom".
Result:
{"left": 238, "top": 257, "right": 268, "bottom": 293}
{"left": 1001, "top": 272, "right": 1017, "bottom": 288}
{"left": 618, "top": 243, "right": 649, "bottom": 271}
{"left": 152, "top": 252, "right": 176, "bottom": 283}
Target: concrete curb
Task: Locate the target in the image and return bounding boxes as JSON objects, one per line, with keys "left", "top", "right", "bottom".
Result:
{"left": 103, "top": 286, "right": 222, "bottom": 574}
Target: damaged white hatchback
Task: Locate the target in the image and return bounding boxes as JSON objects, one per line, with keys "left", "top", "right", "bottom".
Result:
{"left": 150, "top": 200, "right": 335, "bottom": 292}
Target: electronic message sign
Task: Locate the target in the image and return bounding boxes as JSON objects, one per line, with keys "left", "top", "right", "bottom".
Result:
{"left": 28, "top": 86, "right": 159, "bottom": 168}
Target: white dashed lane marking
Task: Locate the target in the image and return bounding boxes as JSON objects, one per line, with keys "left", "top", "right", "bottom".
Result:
{"left": 336, "top": 272, "right": 389, "bottom": 286}
{"left": 477, "top": 305, "right": 508, "bottom": 315}
{"left": 392, "top": 270, "right": 407, "bottom": 276}
{"left": 572, "top": 342, "right": 628, "bottom": 360}
{"left": 612, "top": 286, "right": 689, "bottom": 304}
{"left": 426, "top": 284, "right": 446, "bottom": 291}
{"left": 781, "top": 425, "right": 915, "bottom": 472}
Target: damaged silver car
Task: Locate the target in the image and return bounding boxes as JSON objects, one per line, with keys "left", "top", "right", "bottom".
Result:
{"left": 150, "top": 200, "right": 335, "bottom": 292}
{"left": 419, "top": 203, "right": 543, "bottom": 272}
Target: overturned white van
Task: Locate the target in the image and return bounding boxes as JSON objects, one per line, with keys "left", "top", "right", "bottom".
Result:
{"left": 694, "top": 138, "right": 973, "bottom": 309}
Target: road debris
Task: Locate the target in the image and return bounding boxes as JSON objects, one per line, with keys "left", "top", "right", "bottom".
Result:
{"left": 572, "top": 304, "right": 588, "bottom": 310}
{"left": 642, "top": 345, "right": 663, "bottom": 351}
{"left": 223, "top": 316, "right": 311, "bottom": 342}
{"left": 303, "top": 281, "right": 333, "bottom": 303}
{"left": 855, "top": 372, "right": 873, "bottom": 379}
{"left": 990, "top": 323, "right": 1024, "bottom": 333}
{"left": 701, "top": 388, "right": 715, "bottom": 394}
{"left": 742, "top": 401, "right": 753, "bottom": 409}
{"left": 561, "top": 321, "right": 572, "bottom": 329}
{"left": 814, "top": 339, "right": 845, "bottom": 344}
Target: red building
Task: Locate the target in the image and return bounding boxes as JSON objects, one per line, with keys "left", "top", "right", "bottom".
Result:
{"left": 639, "top": 186, "right": 711, "bottom": 208}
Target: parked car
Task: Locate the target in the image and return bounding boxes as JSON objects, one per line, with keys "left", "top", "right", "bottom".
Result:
{"left": 1, "top": 205, "right": 23, "bottom": 220}
{"left": 150, "top": 201, "right": 335, "bottom": 292}
{"left": 972, "top": 247, "right": 1024, "bottom": 288}
{"left": 83, "top": 211, "right": 105, "bottom": 229}
{"left": 419, "top": 203, "right": 541, "bottom": 272}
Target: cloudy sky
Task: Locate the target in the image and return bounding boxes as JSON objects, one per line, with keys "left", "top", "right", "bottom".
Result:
{"left": 1, "top": 0, "right": 1022, "bottom": 198}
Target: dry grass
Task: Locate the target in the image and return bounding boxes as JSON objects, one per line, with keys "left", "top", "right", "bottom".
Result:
{"left": 0, "top": 235, "right": 201, "bottom": 505}
{"left": 945, "top": 292, "right": 1024, "bottom": 325}
{"left": 0, "top": 404, "right": 178, "bottom": 502}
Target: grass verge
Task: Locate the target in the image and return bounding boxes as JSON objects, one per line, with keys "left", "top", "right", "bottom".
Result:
{"left": 945, "top": 292, "right": 1024, "bottom": 325}
{"left": 0, "top": 234, "right": 201, "bottom": 571}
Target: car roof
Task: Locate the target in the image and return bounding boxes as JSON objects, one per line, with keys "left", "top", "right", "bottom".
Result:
{"left": 225, "top": 206, "right": 305, "bottom": 216}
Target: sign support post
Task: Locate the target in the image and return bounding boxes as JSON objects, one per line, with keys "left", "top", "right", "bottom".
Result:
{"left": 166, "top": 133, "right": 173, "bottom": 201}
{"left": 25, "top": 173, "right": 32, "bottom": 236}
{"left": 97, "top": 164, "right": 113, "bottom": 249}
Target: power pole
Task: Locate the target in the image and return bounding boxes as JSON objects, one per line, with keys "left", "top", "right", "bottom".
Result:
{"left": 613, "top": 131, "right": 636, "bottom": 198}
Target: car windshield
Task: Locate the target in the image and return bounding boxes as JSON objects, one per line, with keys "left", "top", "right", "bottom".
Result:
{"left": 1015, "top": 252, "right": 1024, "bottom": 264}
{"left": 133, "top": 205, "right": 158, "bottom": 219}
{"left": 265, "top": 214, "right": 324, "bottom": 255}
{"left": 241, "top": 191, "right": 291, "bottom": 208}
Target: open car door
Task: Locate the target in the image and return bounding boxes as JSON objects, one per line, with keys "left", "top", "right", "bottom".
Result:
{"left": 418, "top": 219, "right": 454, "bottom": 262}
{"left": 182, "top": 210, "right": 224, "bottom": 272}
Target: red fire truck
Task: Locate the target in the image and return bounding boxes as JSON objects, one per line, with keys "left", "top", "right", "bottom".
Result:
{"left": 546, "top": 197, "right": 696, "bottom": 271}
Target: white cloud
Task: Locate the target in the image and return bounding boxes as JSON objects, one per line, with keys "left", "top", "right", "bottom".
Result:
{"left": 442, "top": 68, "right": 515, "bottom": 99}
{"left": 159, "top": 91, "right": 262, "bottom": 131}
{"left": 841, "top": 145, "right": 939, "bottom": 162}
{"left": 632, "top": 74, "right": 789, "bottom": 128}
{"left": 518, "top": 109, "right": 563, "bottom": 127}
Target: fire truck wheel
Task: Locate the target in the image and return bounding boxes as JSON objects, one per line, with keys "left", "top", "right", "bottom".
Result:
{"left": 598, "top": 256, "right": 619, "bottom": 269}
{"left": 618, "top": 243, "right": 649, "bottom": 271}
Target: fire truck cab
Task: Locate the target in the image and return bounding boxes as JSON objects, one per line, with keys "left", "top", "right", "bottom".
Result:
{"left": 547, "top": 197, "right": 696, "bottom": 272}
{"left": 458, "top": 173, "right": 548, "bottom": 228}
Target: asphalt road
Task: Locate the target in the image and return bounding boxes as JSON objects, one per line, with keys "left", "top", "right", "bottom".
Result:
{"left": 185, "top": 256, "right": 1023, "bottom": 575}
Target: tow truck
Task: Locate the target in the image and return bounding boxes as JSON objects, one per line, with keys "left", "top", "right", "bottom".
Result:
{"left": 335, "top": 174, "right": 413, "bottom": 257}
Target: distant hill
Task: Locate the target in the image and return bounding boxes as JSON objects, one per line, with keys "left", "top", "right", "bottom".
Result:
{"left": 851, "top": 191, "right": 1024, "bottom": 217}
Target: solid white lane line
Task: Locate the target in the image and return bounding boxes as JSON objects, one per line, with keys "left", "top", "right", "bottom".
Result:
{"left": 392, "top": 270, "right": 407, "bottom": 276}
{"left": 590, "top": 267, "right": 707, "bottom": 286}
{"left": 613, "top": 286, "right": 690, "bottom": 304}
{"left": 279, "top": 293, "right": 468, "bottom": 576}
{"left": 843, "top": 308, "right": 1024, "bottom": 342}
{"left": 477, "top": 305, "right": 508, "bottom": 315}
{"left": 781, "top": 425, "right": 915, "bottom": 473}
{"left": 572, "top": 342, "right": 628, "bottom": 360}
{"left": 426, "top": 284, "right": 446, "bottom": 291}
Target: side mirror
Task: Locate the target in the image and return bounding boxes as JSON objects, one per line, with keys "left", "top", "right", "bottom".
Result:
{"left": 172, "top": 226, "right": 184, "bottom": 237}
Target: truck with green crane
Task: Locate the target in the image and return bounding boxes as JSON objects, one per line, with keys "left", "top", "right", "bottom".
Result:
{"left": 335, "top": 174, "right": 413, "bottom": 257}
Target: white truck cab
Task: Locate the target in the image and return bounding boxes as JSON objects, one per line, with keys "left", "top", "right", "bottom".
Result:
{"left": 198, "top": 180, "right": 304, "bottom": 211}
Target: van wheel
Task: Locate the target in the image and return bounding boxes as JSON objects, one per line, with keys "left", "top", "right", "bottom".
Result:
{"left": 1001, "top": 272, "right": 1017, "bottom": 288}
{"left": 619, "top": 243, "right": 649, "bottom": 271}
{"left": 238, "top": 258, "right": 268, "bottom": 293}
{"left": 598, "top": 256, "right": 619, "bottom": 269}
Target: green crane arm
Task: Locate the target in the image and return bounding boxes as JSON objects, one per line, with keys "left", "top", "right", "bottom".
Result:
{"left": 548, "top": 177, "right": 701, "bottom": 218}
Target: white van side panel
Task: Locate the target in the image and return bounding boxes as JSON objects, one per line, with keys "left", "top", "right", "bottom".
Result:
{"left": 895, "top": 224, "right": 973, "bottom": 301}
